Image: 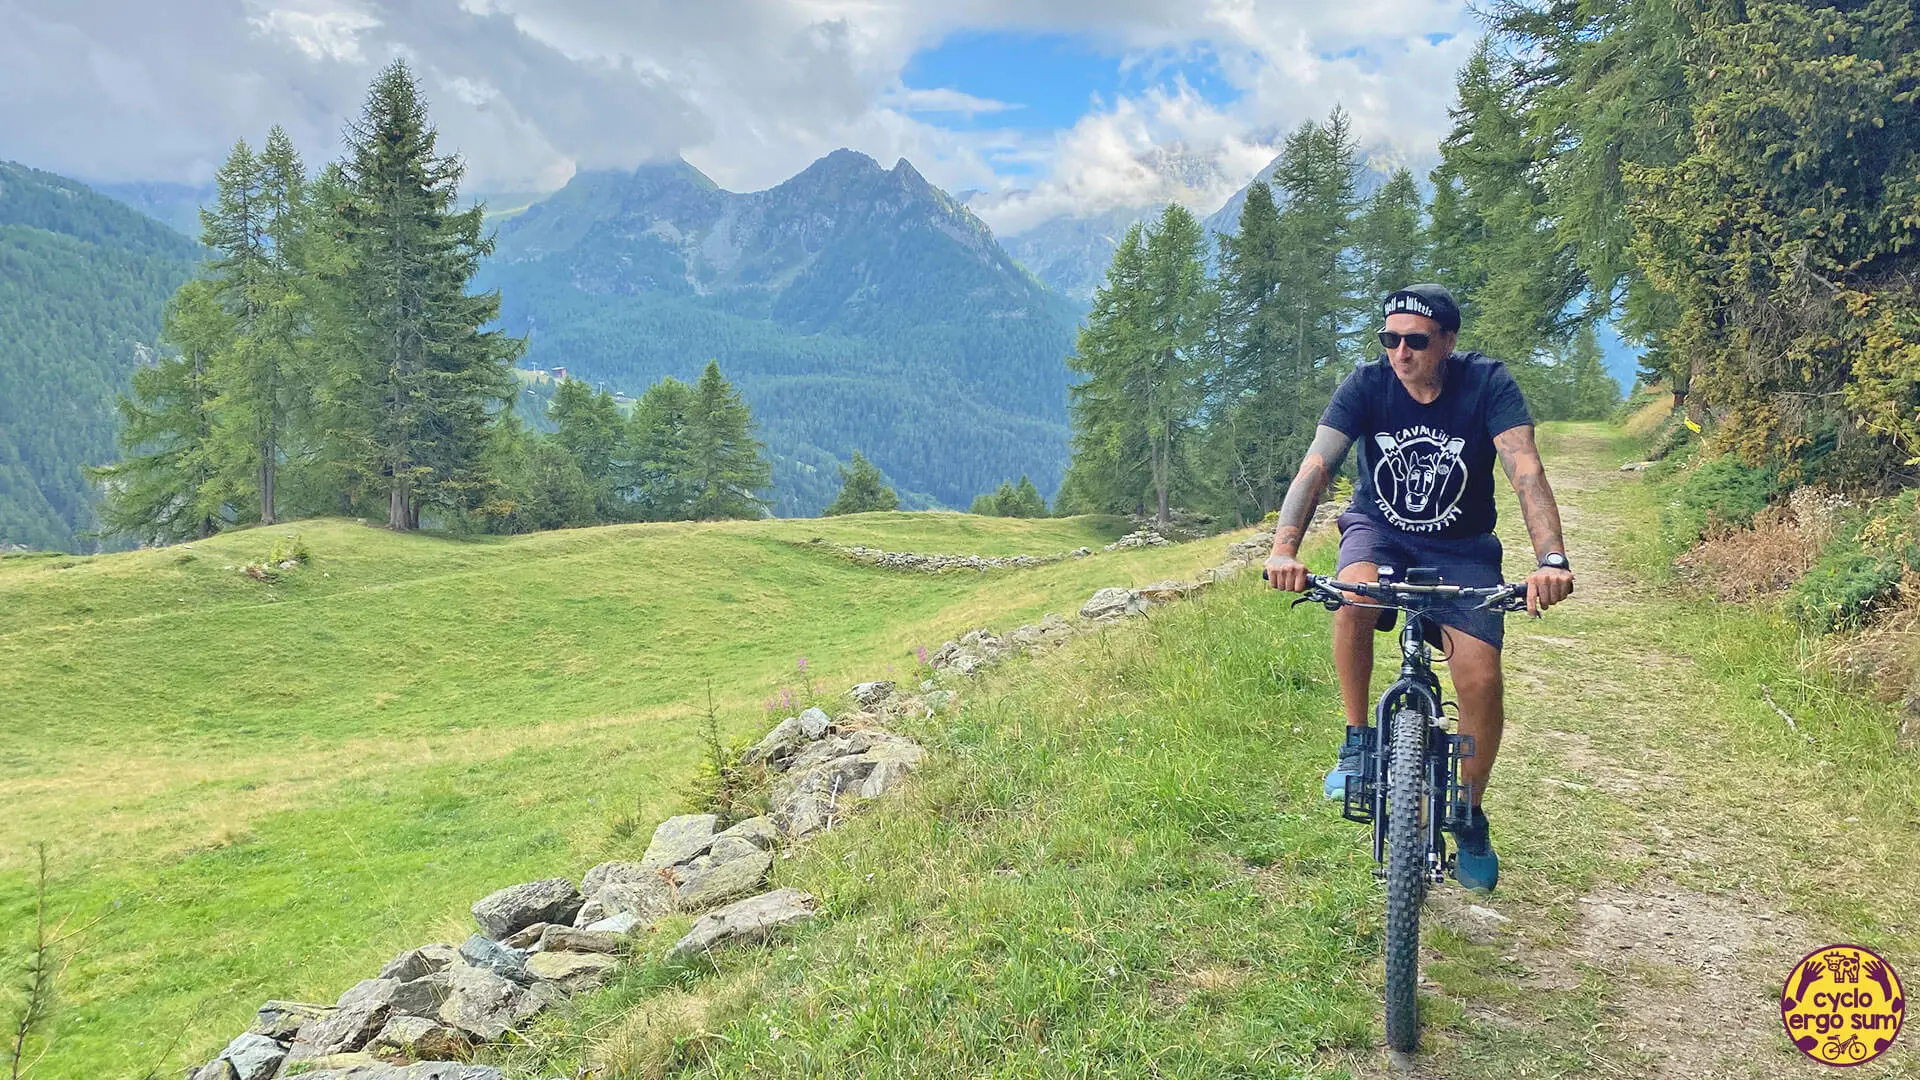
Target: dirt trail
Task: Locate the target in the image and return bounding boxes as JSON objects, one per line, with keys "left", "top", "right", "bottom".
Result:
{"left": 1345, "top": 427, "right": 1917, "bottom": 1079}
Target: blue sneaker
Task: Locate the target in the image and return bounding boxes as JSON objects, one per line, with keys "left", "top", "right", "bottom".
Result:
{"left": 1322, "top": 728, "right": 1366, "bottom": 800}
{"left": 1454, "top": 807, "right": 1499, "bottom": 892}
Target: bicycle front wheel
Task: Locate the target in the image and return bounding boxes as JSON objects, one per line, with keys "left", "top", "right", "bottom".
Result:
{"left": 1384, "top": 706, "right": 1430, "bottom": 1053}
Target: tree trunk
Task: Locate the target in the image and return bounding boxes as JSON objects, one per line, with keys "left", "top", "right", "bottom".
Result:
{"left": 389, "top": 478, "right": 410, "bottom": 530}
{"left": 1153, "top": 433, "right": 1171, "bottom": 532}
{"left": 259, "top": 450, "right": 276, "bottom": 527}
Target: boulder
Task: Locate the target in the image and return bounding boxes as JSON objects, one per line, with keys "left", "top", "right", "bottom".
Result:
{"left": 189, "top": 1060, "right": 238, "bottom": 1080}
{"left": 715, "top": 816, "right": 779, "bottom": 851}
{"left": 337, "top": 978, "right": 400, "bottom": 1010}
{"left": 741, "top": 715, "right": 804, "bottom": 767}
{"left": 502, "top": 922, "right": 550, "bottom": 950}
{"left": 250, "top": 1000, "right": 334, "bottom": 1041}
{"left": 538, "top": 926, "right": 623, "bottom": 954}
{"left": 858, "top": 758, "right": 915, "bottom": 800}
{"left": 279, "top": 1054, "right": 380, "bottom": 1074}
{"left": 369, "top": 1014, "right": 472, "bottom": 1061}
{"left": 593, "top": 875, "right": 676, "bottom": 922}
{"left": 796, "top": 707, "right": 832, "bottom": 739}
{"left": 1137, "top": 579, "right": 1205, "bottom": 604}
{"left": 388, "top": 972, "right": 453, "bottom": 1018}
{"left": 1080, "top": 587, "right": 1148, "bottom": 620}
{"left": 774, "top": 791, "right": 835, "bottom": 840}
{"left": 458, "top": 933, "right": 534, "bottom": 985}
{"left": 437, "top": 963, "right": 557, "bottom": 1042}
{"left": 673, "top": 850, "right": 773, "bottom": 911}
{"left": 217, "top": 1033, "right": 285, "bottom": 1080}
{"left": 376, "top": 944, "right": 458, "bottom": 983}
{"left": 849, "top": 681, "right": 894, "bottom": 708}
{"left": 283, "top": 995, "right": 391, "bottom": 1063}
{"left": 572, "top": 897, "right": 607, "bottom": 927}
{"left": 296, "top": 1063, "right": 507, "bottom": 1080}
{"left": 667, "top": 888, "right": 819, "bottom": 961}
{"left": 470, "top": 878, "right": 582, "bottom": 939}
{"left": 583, "top": 910, "right": 641, "bottom": 934}
{"left": 707, "top": 834, "right": 762, "bottom": 864}
{"left": 526, "top": 950, "right": 620, "bottom": 992}
{"left": 640, "top": 814, "right": 718, "bottom": 869}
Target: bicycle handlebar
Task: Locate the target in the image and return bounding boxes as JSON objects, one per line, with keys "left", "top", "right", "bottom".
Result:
{"left": 1301, "top": 573, "right": 1530, "bottom": 613}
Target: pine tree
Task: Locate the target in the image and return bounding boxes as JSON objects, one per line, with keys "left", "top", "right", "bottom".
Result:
{"left": 90, "top": 281, "right": 231, "bottom": 544}
{"left": 328, "top": 61, "right": 522, "bottom": 530}
{"left": 1353, "top": 168, "right": 1428, "bottom": 301}
{"left": 684, "top": 361, "right": 770, "bottom": 520}
{"left": 1065, "top": 207, "right": 1214, "bottom": 530}
{"left": 548, "top": 377, "right": 628, "bottom": 516}
{"left": 823, "top": 451, "right": 898, "bottom": 515}
{"left": 203, "top": 128, "right": 309, "bottom": 525}
{"left": 628, "top": 376, "right": 696, "bottom": 520}
{"left": 1009, "top": 475, "right": 1047, "bottom": 518}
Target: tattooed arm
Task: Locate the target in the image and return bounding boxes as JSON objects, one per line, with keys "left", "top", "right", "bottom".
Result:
{"left": 1493, "top": 425, "right": 1574, "bottom": 614}
{"left": 1264, "top": 425, "right": 1353, "bottom": 590}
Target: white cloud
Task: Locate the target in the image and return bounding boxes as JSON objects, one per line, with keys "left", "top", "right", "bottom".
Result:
{"left": 0, "top": 0, "right": 1478, "bottom": 218}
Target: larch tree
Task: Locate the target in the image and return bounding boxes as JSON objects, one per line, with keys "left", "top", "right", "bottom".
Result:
{"left": 684, "top": 361, "right": 770, "bottom": 520}
{"left": 823, "top": 451, "right": 898, "bottom": 516}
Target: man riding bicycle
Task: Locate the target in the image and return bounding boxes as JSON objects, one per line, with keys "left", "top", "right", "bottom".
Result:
{"left": 1264, "top": 284, "right": 1575, "bottom": 892}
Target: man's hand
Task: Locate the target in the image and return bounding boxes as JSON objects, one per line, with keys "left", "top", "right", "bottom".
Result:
{"left": 1524, "top": 566, "right": 1574, "bottom": 616}
{"left": 1264, "top": 553, "right": 1309, "bottom": 592}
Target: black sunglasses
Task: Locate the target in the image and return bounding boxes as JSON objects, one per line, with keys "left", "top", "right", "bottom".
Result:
{"left": 1376, "top": 329, "right": 1432, "bottom": 351}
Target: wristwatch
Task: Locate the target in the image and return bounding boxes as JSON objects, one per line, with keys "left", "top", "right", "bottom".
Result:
{"left": 1539, "top": 552, "right": 1571, "bottom": 571}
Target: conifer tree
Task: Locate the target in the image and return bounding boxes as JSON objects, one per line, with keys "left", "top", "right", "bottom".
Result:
{"left": 628, "top": 377, "right": 696, "bottom": 520}
{"left": 1009, "top": 475, "right": 1047, "bottom": 518}
{"left": 91, "top": 281, "right": 231, "bottom": 544}
{"left": 683, "top": 361, "right": 770, "bottom": 520}
{"left": 823, "top": 451, "right": 897, "bottom": 515}
{"left": 327, "top": 61, "right": 521, "bottom": 530}
{"left": 548, "top": 378, "right": 627, "bottom": 516}
{"left": 1353, "top": 168, "right": 1428, "bottom": 302}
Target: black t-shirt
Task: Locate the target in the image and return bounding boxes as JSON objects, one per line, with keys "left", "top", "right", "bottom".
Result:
{"left": 1320, "top": 352, "right": 1533, "bottom": 538}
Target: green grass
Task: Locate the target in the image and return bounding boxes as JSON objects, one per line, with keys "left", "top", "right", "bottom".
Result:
{"left": 477, "top": 421, "right": 1920, "bottom": 1079}
{"left": 0, "top": 510, "right": 1237, "bottom": 1078}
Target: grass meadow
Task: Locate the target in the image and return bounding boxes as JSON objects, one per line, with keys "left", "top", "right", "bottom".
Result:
{"left": 0, "top": 510, "right": 1239, "bottom": 1076}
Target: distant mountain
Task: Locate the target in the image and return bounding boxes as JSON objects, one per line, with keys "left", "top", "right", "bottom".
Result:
{"left": 0, "top": 163, "right": 203, "bottom": 550}
{"left": 92, "top": 180, "right": 214, "bottom": 240}
{"left": 478, "top": 150, "right": 1084, "bottom": 515}
{"left": 1201, "top": 153, "right": 1395, "bottom": 240}
{"left": 996, "top": 204, "right": 1162, "bottom": 301}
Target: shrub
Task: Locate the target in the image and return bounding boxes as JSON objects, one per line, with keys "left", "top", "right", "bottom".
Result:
{"left": 1787, "top": 493, "right": 1918, "bottom": 633}
{"left": 1660, "top": 453, "right": 1783, "bottom": 549}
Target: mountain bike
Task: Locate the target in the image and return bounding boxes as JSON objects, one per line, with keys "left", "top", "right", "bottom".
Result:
{"left": 1294, "top": 568, "right": 1529, "bottom": 1053}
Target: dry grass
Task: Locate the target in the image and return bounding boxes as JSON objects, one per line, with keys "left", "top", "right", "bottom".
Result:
{"left": 1622, "top": 391, "right": 1675, "bottom": 439}
{"left": 1825, "top": 575, "right": 1920, "bottom": 745}
{"left": 1674, "top": 487, "right": 1848, "bottom": 599}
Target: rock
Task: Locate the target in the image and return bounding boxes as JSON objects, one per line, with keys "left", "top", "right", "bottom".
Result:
{"left": 218, "top": 1033, "right": 285, "bottom": 1080}
{"left": 471, "top": 878, "right": 582, "bottom": 939}
{"left": 297, "top": 1063, "right": 506, "bottom": 1080}
{"left": 742, "top": 715, "right": 804, "bottom": 767}
{"left": 640, "top": 814, "right": 719, "bottom": 869}
{"left": 1137, "top": 579, "right": 1205, "bottom": 604}
{"left": 849, "top": 681, "right": 894, "bottom": 708}
{"left": 281, "top": 1054, "right": 380, "bottom": 1074}
{"left": 1620, "top": 460, "right": 1654, "bottom": 472}
{"left": 1465, "top": 904, "right": 1511, "bottom": 927}
{"left": 189, "top": 1060, "right": 238, "bottom": 1080}
{"left": 593, "top": 874, "right": 676, "bottom": 922}
{"left": 1072, "top": 546, "right": 1092, "bottom": 557}
{"left": 526, "top": 950, "right": 620, "bottom": 992}
{"left": 284, "top": 995, "right": 391, "bottom": 1063}
{"left": 673, "top": 850, "right": 773, "bottom": 911}
{"left": 337, "top": 978, "right": 400, "bottom": 1010}
{"left": 572, "top": 897, "right": 607, "bottom": 927}
{"left": 715, "top": 815, "right": 780, "bottom": 851}
{"left": 250, "top": 1000, "right": 333, "bottom": 1041}
{"left": 1080, "top": 587, "right": 1148, "bottom": 620}
{"left": 376, "top": 944, "right": 458, "bottom": 983}
{"left": 707, "top": 834, "right": 763, "bottom": 863}
{"left": 389, "top": 972, "right": 453, "bottom": 1018}
{"left": 797, "top": 706, "right": 832, "bottom": 739}
{"left": 539, "top": 926, "right": 624, "bottom": 954}
{"left": 581, "top": 860, "right": 655, "bottom": 897}
{"left": 437, "top": 963, "right": 557, "bottom": 1042}
{"left": 502, "top": 922, "right": 550, "bottom": 950}
{"left": 775, "top": 791, "right": 836, "bottom": 840}
{"left": 583, "top": 911, "right": 641, "bottom": 934}
{"left": 369, "top": 1014, "right": 472, "bottom": 1061}
{"left": 858, "top": 758, "right": 915, "bottom": 799}
{"left": 668, "top": 888, "right": 819, "bottom": 961}
{"left": 458, "top": 933, "right": 534, "bottom": 985}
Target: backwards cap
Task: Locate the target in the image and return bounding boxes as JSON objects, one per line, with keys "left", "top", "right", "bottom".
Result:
{"left": 1382, "top": 284, "right": 1461, "bottom": 332}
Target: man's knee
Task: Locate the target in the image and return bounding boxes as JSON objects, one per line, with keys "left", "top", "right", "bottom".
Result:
{"left": 1335, "top": 604, "right": 1382, "bottom": 634}
{"left": 1446, "top": 636, "right": 1504, "bottom": 701}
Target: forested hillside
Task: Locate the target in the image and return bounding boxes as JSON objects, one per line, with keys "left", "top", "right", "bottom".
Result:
{"left": 0, "top": 163, "right": 202, "bottom": 551}
{"left": 478, "top": 152, "right": 1085, "bottom": 515}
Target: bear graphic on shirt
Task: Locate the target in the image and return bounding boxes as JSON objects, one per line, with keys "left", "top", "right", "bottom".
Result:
{"left": 1373, "top": 427, "right": 1468, "bottom": 532}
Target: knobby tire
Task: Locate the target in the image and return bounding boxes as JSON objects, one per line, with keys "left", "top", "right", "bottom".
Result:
{"left": 1384, "top": 707, "right": 1429, "bottom": 1053}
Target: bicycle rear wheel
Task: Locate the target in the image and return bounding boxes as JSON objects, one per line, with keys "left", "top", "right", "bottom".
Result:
{"left": 1384, "top": 706, "right": 1430, "bottom": 1053}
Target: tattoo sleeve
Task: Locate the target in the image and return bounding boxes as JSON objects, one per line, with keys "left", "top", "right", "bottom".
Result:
{"left": 1492, "top": 425, "right": 1566, "bottom": 560}
{"left": 1271, "top": 425, "right": 1354, "bottom": 557}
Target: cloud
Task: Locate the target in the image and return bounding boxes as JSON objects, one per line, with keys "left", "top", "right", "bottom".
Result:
{"left": 0, "top": 0, "right": 1478, "bottom": 219}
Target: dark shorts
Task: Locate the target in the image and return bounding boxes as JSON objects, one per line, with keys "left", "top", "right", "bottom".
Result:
{"left": 1335, "top": 511, "right": 1507, "bottom": 650}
